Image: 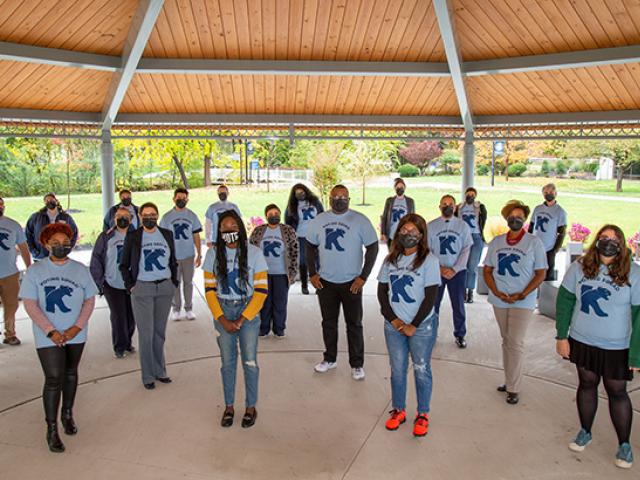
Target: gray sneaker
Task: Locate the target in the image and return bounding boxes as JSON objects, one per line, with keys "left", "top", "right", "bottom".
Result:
{"left": 615, "top": 442, "right": 633, "bottom": 469}
{"left": 569, "top": 428, "right": 592, "bottom": 452}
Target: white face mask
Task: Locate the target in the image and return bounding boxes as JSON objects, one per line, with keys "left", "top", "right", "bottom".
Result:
{"left": 221, "top": 231, "right": 239, "bottom": 244}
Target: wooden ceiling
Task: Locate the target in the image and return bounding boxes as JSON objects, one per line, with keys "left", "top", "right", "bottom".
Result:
{"left": 0, "top": 0, "right": 639, "bottom": 120}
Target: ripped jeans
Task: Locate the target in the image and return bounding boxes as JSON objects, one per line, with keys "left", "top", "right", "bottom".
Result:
{"left": 384, "top": 314, "right": 439, "bottom": 413}
{"left": 214, "top": 299, "right": 260, "bottom": 407}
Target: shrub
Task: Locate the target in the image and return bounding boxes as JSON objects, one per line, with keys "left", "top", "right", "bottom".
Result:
{"left": 507, "top": 163, "right": 527, "bottom": 177}
{"left": 397, "top": 164, "right": 420, "bottom": 178}
{"left": 476, "top": 164, "right": 490, "bottom": 175}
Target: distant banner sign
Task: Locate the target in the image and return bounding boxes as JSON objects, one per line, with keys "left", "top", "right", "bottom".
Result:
{"left": 250, "top": 160, "right": 260, "bottom": 170}
{"left": 493, "top": 141, "right": 505, "bottom": 154}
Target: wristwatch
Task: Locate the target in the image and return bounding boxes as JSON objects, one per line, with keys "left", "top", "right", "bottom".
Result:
{"left": 47, "top": 330, "right": 57, "bottom": 338}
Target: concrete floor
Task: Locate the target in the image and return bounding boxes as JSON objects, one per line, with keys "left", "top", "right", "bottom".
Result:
{"left": 0, "top": 252, "right": 638, "bottom": 479}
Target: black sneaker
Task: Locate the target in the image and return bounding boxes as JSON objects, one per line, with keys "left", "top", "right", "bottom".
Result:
{"left": 455, "top": 337, "right": 467, "bottom": 349}
{"left": 126, "top": 346, "right": 136, "bottom": 353}
{"left": 114, "top": 351, "right": 126, "bottom": 359}
{"left": 301, "top": 285, "right": 310, "bottom": 295}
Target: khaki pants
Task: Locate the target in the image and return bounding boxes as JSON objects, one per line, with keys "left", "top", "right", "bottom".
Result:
{"left": 493, "top": 306, "right": 533, "bottom": 393}
{"left": 0, "top": 272, "right": 20, "bottom": 338}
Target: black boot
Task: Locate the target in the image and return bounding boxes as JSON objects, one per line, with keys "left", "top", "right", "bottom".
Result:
{"left": 46, "top": 422, "right": 65, "bottom": 453}
{"left": 61, "top": 408, "right": 77, "bottom": 435}
{"left": 300, "top": 264, "right": 309, "bottom": 295}
{"left": 466, "top": 289, "right": 474, "bottom": 304}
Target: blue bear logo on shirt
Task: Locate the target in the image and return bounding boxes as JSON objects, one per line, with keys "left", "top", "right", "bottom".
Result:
{"left": 0, "top": 232, "right": 10, "bottom": 251}
{"left": 535, "top": 216, "right": 549, "bottom": 233}
{"left": 143, "top": 249, "right": 166, "bottom": 271}
{"left": 390, "top": 274, "right": 416, "bottom": 303}
{"left": 173, "top": 223, "right": 190, "bottom": 240}
{"left": 263, "top": 240, "right": 282, "bottom": 258}
{"left": 391, "top": 208, "right": 406, "bottom": 223}
{"left": 116, "top": 244, "right": 124, "bottom": 264}
{"left": 220, "top": 269, "right": 245, "bottom": 296}
{"left": 439, "top": 235, "right": 457, "bottom": 255}
{"left": 462, "top": 213, "right": 476, "bottom": 229}
{"left": 44, "top": 286, "right": 73, "bottom": 313}
{"left": 301, "top": 207, "right": 316, "bottom": 221}
{"left": 580, "top": 285, "right": 611, "bottom": 318}
{"left": 325, "top": 228, "right": 346, "bottom": 251}
{"left": 497, "top": 253, "right": 521, "bottom": 277}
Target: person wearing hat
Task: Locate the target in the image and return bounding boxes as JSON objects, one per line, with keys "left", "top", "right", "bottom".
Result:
{"left": 25, "top": 193, "right": 78, "bottom": 260}
{"left": 20, "top": 223, "right": 98, "bottom": 453}
{"left": 380, "top": 178, "right": 415, "bottom": 248}
{"left": 483, "top": 200, "right": 547, "bottom": 405}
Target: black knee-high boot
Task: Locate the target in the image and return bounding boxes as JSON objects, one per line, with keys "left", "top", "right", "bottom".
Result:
{"left": 299, "top": 263, "right": 309, "bottom": 294}
{"left": 43, "top": 388, "right": 65, "bottom": 452}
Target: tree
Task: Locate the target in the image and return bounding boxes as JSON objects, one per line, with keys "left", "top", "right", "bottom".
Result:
{"left": 438, "top": 149, "right": 461, "bottom": 174}
{"left": 342, "top": 141, "right": 395, "bottom": 205}
{"left": 309, "top": 142, "right": 345, "bottom": 204}
{"left": 399, "top": 141, "right": 442, "bottom": 174}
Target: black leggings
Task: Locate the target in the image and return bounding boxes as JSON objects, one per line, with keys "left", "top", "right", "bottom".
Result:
{"left": 37, "top": 343, "right": 85, "bottom": 423}
{"left": 576, "top": 366, "right": 633, "bottom": 444}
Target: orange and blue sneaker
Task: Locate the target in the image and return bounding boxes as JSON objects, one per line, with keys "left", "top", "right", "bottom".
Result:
{"left": 413, "top": 414, "right": 429, "bottom": 437}
{"left": 385, "top": 409, "right": 406, "bottom": 431}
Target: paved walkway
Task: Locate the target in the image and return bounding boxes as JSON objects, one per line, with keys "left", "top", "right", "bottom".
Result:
{"left": 0, "top": 252, "right": 638, "bottom": 479}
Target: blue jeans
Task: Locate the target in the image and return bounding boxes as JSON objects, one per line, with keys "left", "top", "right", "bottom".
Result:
{"left": 465, "top": 233, "right": 484, "bottom": 290}
{"left": 384, "top": 315, "right": 439, "bottom": 413}
{"left": 214, "top": 299, "right": 260, "bottom": 407}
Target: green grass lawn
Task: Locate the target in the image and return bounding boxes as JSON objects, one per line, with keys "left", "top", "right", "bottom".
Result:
{"left": 3, "top": 179, "right": 639, "bottom": 247}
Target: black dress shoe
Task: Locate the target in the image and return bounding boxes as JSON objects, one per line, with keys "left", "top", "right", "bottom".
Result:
{"left": 497, "top": 384, "right": 507, "bottom": 392}
{"left": 241, "top": 409, "right": 258, "bottom": 428}
{"left": 221, "top": 409, "right": 234, "bottom": 428}
{"left": 506, "top": 392, "right": 519, "bottom": 405}
{"left": 455, "top": 337, "right": 467, "bottom": 349}
{"left": 301, "top": 286, "right": 309, "bottom": 295}
{"left": 61, "top": 408, "right": 78, "bottom": 435}
{"left": 156, "top": 377, "right": 172, "bottom": 384}
{"left": 144, "top": 382, "right": 156, "bottom": 390}
{"left": 46, "top": 423, "right": 65, "bottom": 453}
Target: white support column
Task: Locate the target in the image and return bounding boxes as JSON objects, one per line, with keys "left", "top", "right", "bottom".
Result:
{"left": 100, "top": 130, "right": 115, "bottom": 216}
{"left": 462, "top": 132, "right": 474, "bottom": 194}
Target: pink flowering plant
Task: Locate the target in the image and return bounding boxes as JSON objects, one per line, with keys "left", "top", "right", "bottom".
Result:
{"left": 568, "top": 223, "right": 591, "bottom": 243}
{"left": 246, "top": 216, "right": 265, "bottom": 235}
{"left": 628, "top": 231, "right": 640, "bottom": 255}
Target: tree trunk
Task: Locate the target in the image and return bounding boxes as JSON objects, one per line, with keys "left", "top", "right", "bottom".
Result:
{"left": 616, "top": 162, "right": 624, "bottom": 192}
{"left": 204, "top": 154, "right": 211, "bottom": 187}
{"left": 504, "top": 141, "right": 510, "bottom": 182}
{"left": 361, "top": 176, "right": 366, "bottom": 205}
{"left": 172, "top": 154, "right": 190, "bottom": 189}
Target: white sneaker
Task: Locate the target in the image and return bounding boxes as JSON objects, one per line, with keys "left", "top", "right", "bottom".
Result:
{"left": 170, "top": 310, "right": 182, "bottom": 321}
{"left": 185, "top": 310, "right": 196, "bottom": 321}
{"left": 314, "top": 361, "right": 337, "bottom": 373}
{"left": 351, "top": 367, "right": 365, "bottom": 381}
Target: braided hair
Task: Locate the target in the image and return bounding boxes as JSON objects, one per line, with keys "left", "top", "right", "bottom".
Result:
{"left": 215, "top": 210, "right": 250, "bottom": 295}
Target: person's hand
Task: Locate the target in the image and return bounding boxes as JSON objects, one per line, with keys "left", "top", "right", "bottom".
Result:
{"left": 194, "top": 255, "right": 202, "bottom": 268}
{"left": 402, "top": 324, "right": 417, "bottom": 337}
{"left": 630, "top": 366, "right": 640, "bottom": 372}
{"left": 63, "top": 326, "right": 82, "bottom": 342}
{"left": 49, "top": 330, "right": 66, "bottom": 347}
{"left": 310, "top": 274, "right": 323, "bottom": 290}
{"left": 440, "top": 267, "right": 455, "bottom": 280}
{"left": 391, "top": 319, "right": 405, "bottom": 331}
{"left": 510, "top": 292, "right": 525, "bottom": 302}
{"left": 496, "top": 291, "right": 511, "bottom": 303}
{"left": 556, "top": 339, "right": 570, "bottom": 359}
{"left": 206, "top": 242, "right": 213, "bottom": 248}
{"left": 234, "top": 316, "right": 246, "bottom": 331}
{"left": 218, "top": 316, "right": 236, "bottom": 333}
{"left": 350, "top": 277, "right": 365, "bottom": 294}
{"left": 380, "top": 235, "right": 387, "bottom": 244}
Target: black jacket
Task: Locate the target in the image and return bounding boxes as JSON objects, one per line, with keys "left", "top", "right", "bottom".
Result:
{"left": 119, "top": 227, "right": 179, "bottom": 291}
{"left": 25, "top": 207, "right": 79, "bottom": 259}
{"left": 380, "top": 196, "right": 415, "bottom": 237}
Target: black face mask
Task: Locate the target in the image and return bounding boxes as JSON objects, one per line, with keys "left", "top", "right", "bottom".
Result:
{"left": 331, "top": 198, "right": 349, "bottom": 213}
{"left": 596, "top": 239, "right": 620, "bottom": 258}
{"left": 441, "top": 205, "right": 454, "bottom": 218}
{"left": 544, "top": 193, "right": 555, "bottom": 203}
{"left": 116, "top": 217, "right": 130, "bottom": 229}
{"left": 142, "top": 218, "right": 157, "bottom": 229}
{"left": 398, "top": 233, "right": 421, "bottom": 249}
{"left": 51, "top": 245, "right": 72, "bottom": 259}
{"left": 295, "top": 191, "right": 306, "bottom": 201}
{"left": 395, "top": 188, "right": 405, "bottom": 196}
{"left": 465, "top": 195, "right": 475, "bottom": 205}
{"left": 221, "top": 231, "right": 239, "bottom": 245}
{"left": 507, "top": 216, "right": 525, "bottom": 232}
{"left": 175, "top": 199, "right": 187, "bottom": 209}
{"left": 46, "top": 200, "right": 58, "bottom": 210}
{"left": 267, "top": 215, "right": 280, "bottom": 225}
{"left": 121, "top": 198, "right": 132, "bottom": 207}
{"left": 218, "top": 192, "right": 228, "bottom": 202}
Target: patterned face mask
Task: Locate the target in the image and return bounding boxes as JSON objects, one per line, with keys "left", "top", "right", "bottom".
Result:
{"left": 221, "top": 231, "right": 239, "bottom": 244}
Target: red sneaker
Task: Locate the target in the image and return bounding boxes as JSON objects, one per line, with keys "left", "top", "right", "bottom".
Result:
{"left": 385, "top": 409, "right": 406, "bottom": 431}
{"left": 413, "top": 414, "right": 429, "bottom": 437}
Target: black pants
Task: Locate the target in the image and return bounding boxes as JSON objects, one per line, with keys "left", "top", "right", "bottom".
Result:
{"left": 545, "top": 249, "right": 557, "bottom": 281}
{"left": 298, "top": 238, "right": 309, "bottom": 288}
{"left": 103, "top": 282, "right": 136, "bottom": 354}
{"left": 37, "top": 343, "right": 85, "bottom": 423}
{"left": 260, "top": 274, "right": 290, "bottom": 335}
{"left": 317, "top": 279, "right": 364, "bottom": 368}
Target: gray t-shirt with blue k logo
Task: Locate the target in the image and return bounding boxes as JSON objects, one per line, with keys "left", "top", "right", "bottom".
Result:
{"left": 427, "top": 216, "right": 473, "bottom": 269}
{"left": 261, "top": 226, "right": 287, "bottom": 275}
{"left": 531, "top": 202, "right": 568, "bottom": 251}
{"left": 137, "top": 229, "right": 171, "bottom": 282}
{"left": 105, "top": 230, "right": 126, "bottom": 290}
{"left": 160, "top": 208, "right": 203, "bottom": 260}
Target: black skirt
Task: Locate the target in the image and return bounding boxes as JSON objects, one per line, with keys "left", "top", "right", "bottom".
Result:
{"left": 569, "top": 337, "right": 633, "bottom": 381}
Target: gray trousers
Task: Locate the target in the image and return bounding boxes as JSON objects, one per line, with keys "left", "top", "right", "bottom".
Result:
{"left": 173, "top": 256, "right": 195, "bottom": 311}
{"left": 493, "top": 306, "right": 533, "bottom": 394}
{"left": 131, "top": 279, "right": 175, "bottom": 384}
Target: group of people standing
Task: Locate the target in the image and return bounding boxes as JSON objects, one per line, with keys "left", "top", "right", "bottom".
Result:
{"left": 0, "top": 179, "right": 636, "bottom": 468}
